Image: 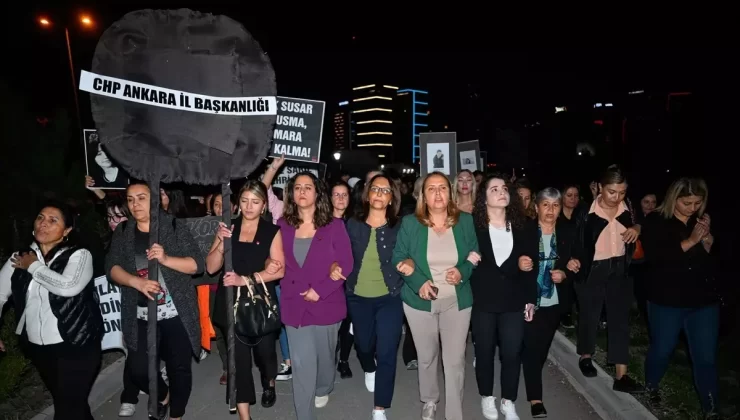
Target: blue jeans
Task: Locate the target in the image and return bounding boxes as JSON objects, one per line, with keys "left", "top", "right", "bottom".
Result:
{"left": 275, "top": 285, "right": 290, "bottom": 360}
{"left": 645, "top": 302, "right": 719, "bottom": 414}
{"left": 347, "top": 293, "right": 403, "bottom": 408}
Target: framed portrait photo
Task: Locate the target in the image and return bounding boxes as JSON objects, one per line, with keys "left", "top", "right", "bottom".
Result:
{"left": 420, "top": 132, "right": 457, "bottom": 177}
{"left": 84, "top": 129, "right": 129, "bottom": 190}
{"left": 457, "top": 140, "right": 481, "bottom": 172}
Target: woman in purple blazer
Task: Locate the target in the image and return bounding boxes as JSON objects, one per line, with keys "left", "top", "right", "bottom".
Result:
{"left": 277, "top": 171, "right": 353, "bottom": 420}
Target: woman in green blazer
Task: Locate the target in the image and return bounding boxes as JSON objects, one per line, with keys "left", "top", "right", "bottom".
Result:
{"left": 392, "top": 172, "right": 479, "bottom": 420}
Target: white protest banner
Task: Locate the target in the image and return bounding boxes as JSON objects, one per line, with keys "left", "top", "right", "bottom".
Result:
{"left": 270, "top": 97, "right": 325, "bottom": 163}
{"left": 79, "top": 70, "right": 277, "bottom": 116}
{"left": 271, "top": 162, "right": 324, "bottom": 190}
{"left": 94, "top": 275, "right": 125, "bottom": 353}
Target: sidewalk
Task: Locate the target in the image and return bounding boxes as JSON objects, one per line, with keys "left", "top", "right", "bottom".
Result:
{"left": 90, "top": 336, "right": 600, "bottom": 420}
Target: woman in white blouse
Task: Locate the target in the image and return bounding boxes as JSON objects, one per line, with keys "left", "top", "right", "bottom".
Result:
{"left": 0, "top": 202, "right": 102, "bottom": 420}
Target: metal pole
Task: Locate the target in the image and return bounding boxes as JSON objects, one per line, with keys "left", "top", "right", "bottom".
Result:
{"left": 65, "top": 28, "right": 83, "bottom": 140}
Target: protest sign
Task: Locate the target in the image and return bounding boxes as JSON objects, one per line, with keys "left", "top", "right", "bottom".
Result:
{"left": 94, "top": 276, "right": 125, "bottom": 352}
{"left": 79, "top": 70, "right": 277, "bottom": 116}
{"left": 84, "top": 129, "right": 129, "bottom": 189}
{"left": 183, "top": 216, "right": 221, "bottom": 285}
{"left": 271, "top": 162, "right": 326, "bottom": 190}
{"left": 270, "top": 97, "right": 325, "bottom": 163}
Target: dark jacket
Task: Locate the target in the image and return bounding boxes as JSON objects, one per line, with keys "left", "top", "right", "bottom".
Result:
{"left": 519, "top": 220, "right": 579, "bottom": 308}
{"left": 574, "top": 202, "right": 636, "bottom": 282}
{"left": 641, "top": 212, "right": 718, "bottom": 308}
{"left": 11, "top": 246, "right": 103, "bottom": 347}
{"left": 470, "top": 222, "right": 537, "bottom": 313}
{"left": 345, "top": 218, "right": 403, "bottom": 297}
{"left": 105, "top": 212, "right": 205, "bottom": 355}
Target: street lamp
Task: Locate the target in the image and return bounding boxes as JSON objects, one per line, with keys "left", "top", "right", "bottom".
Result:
{"left": 333, "top": 152, "right": 341, "bottom": 161}
{"left": 37, "top": 13, "right": 95, "bottom": 139}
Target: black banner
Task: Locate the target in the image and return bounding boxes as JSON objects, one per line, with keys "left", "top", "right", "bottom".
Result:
{"left": 183, "top": 216, "right": 221, "bottom": 285}
{"left": 270, "top": 96, "right": 325, "bottom": 163}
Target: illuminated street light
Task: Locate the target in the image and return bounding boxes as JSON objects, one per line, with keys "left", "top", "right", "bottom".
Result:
{"left": 36, "top": 13, "right": 96, "bottom": 143}
{"left": 333, "top": 152, "right": 341, "bottom": 161}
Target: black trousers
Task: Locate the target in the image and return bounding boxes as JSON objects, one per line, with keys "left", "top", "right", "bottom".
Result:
{"left": 402, "top": 315, "right": 417, "bottom": 365}
{"left": 129, "top": 317, "right": 193, "bottom": 418}
{"left": 576, "top": 257, "right": 631, "bottom": 364}
{"left": 210, "top": 289, "right": 227, "bottom": 371}
{"left": 120, "top": 359, "right": 139, "bottom": 405}
{"left": 235, "top": 332, "right": 278, "bottom": 405}
{"left": 472, "top": 309, "right": 525, "bottom": 401}
{"left": 522, "top": 305, "right": 561, "bottom": 401}
{"left": 631, "top": 262, "right": 650, "bottom": 331}
{"left": 27, "top": 340, "right": 101, "bottom": 420}
{"left": 338, "top": 314, "right": 355, "bottom": 362}
{"left": 556, "top": 276, "right": 576, "bottom": 321}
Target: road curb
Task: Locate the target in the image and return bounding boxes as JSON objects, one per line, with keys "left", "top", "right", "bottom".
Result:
{"left": 548, "top": 331, "right": 658, "bottom": 420}
{"left": 30, "top": 355, "right": 126, "bottom": 420}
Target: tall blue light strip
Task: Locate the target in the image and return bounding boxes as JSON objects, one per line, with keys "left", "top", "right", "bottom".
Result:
{"left": 399, "top": 88, "right": 427, "bottom": 163}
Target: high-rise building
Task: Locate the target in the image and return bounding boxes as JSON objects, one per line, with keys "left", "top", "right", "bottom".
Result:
{"left": 351, "top": 84, "right": 398, "bottom": 161}
{"left": 395, "top": 89, "right": 429, "bottom": 164}
{"left": 333, "top": 100, "right": 350, "bottom": 150}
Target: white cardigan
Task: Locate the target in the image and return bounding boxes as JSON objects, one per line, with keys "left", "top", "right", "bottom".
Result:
{"left": 0, "top": 243, "right": 94, "bottom": 345}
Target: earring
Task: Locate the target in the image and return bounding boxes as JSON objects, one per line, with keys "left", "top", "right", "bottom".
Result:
{"left": 63, "top": 236, "right": 69, "bottom": 243}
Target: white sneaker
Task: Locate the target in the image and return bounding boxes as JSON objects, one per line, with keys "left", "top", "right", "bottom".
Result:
{"left": 118, "top": 403, "right": 136, "bottom": 417}
{"left": 365, "top": 372, "right": 376, "bottom": 392}
{"left": 482, "top": 396, "right": 498, "bottom": 419}
{"left": 276, "top": 362, "right": 292, "bottom": 381}
{"left": 500, "top": 399, "right": 520, "bottom": 420}
{"left": 421, "top": 402, "right": 436, "bottom": 420}
{"left": 315, "top": 395, "right": 329, "bottom": 408}
{"left": 372, "top": 409, "right": 387, "bottom": 420}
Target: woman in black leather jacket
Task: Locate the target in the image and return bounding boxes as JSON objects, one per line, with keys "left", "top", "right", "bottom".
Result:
{"left": 573, "top": 166, "right": 643, "bottom": 394}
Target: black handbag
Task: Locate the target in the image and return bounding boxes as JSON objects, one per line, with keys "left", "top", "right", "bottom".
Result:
{"left": 233, "top": 273, "right": 281, "bottom": 338}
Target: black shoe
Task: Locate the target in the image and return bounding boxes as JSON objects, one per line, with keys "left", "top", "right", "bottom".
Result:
{"left": 560, "top": 314, "right": 575, "bottom": 329}
{"left": 261, "top": 386, "right": 276, "bottom": 408}
{"left": 531, "top": 402, "right": 548, "bottom": 418}
{"left": 648, "top": 388, "right": 661, "bottom": 405}
{"left": 579, "top": 358, "right": 597, "bottom": 378}
{"left": 613, "top": 375, "right": 645, "bottom": 394}
{"left": 337, "top": 360, "right": 353, "bottom": 379}
{"left": 148, "top": 400, "right": 169, "bottom": 420}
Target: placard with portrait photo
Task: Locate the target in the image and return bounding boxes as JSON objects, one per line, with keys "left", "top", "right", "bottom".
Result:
{"left": 84, "top": 129, "right": 129, "bottom": 189}
{"left": 420, "top": 132, "right": 457, "bottom": 177}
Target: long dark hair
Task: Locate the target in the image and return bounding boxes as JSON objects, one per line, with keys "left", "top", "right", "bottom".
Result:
{"left": 473, "top": 173, "right": 526, "bottom": 230}
{"left": 354, "top": 173, "right": 401, "bottom": 227}
{"left": 282, "top": 171, "right": 333, "bottom": 228}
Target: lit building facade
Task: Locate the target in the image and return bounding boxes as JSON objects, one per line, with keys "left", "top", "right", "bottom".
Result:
{"left": 351, "top": 84, "right": 398, "bottom": 161}
{"left": 395, "top": 89, "right": 429, "bottom": 163}
{"left": 333, "top": 100, "right": 350, "bottom": 150}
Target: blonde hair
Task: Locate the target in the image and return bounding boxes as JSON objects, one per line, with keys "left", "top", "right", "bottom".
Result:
{"left": 656, "top": 177, "right": 708, "bottom": 219}
{"left": 453, "top": 169, "right": 477, "bottom": 207}
{"left": 415, "top": 172, "right": 460, "bottom": 228}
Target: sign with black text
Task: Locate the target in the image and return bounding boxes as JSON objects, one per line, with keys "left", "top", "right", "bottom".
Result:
{"left": 183, "top": 216, "right": 222, "bottom": 285}
{"left": 270, "top": 97, "right": 325, "bottom": 163}
{"left": 94, "top": 276, "right": 125, "bottom": 353}
{"left": 271, "top": 162, "right": 326, "bottom": 190}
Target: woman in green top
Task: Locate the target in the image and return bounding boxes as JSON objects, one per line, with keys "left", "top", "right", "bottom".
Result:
{"left": 392, "top": 172, "right": 479, "bottom": 420}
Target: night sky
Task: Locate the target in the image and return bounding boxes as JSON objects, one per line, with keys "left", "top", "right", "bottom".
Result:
{"left": 5, "top": 3, "right": 713, "bottom": 125}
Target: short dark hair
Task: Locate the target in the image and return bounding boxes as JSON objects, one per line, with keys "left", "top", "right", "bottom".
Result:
{"left": 354, "top": 173, "right": 401, "bottom": 227}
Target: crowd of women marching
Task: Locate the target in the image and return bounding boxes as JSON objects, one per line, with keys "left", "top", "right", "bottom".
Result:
{"left": 0, "top": 159, "right": 722, "bottom": 420}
